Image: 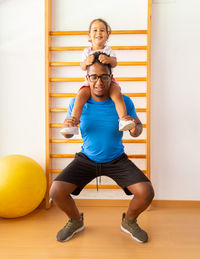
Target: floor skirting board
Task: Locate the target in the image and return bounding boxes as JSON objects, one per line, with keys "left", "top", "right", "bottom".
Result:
{"left": 74, "top": 199, "right": 200, "bottom": 208}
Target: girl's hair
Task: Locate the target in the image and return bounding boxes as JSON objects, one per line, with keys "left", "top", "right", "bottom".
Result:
{"left": 89, "top": 18, "right": 111, "bottom": 35}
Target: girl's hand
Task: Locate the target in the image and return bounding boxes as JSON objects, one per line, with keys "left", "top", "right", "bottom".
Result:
{"left": 86, "top": 55, "right": 95, "bottom": 66}
{"left": 99, "top": 54, "right": 111, "bottom": 64}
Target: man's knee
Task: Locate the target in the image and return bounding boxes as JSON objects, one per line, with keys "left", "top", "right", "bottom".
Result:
{"left": 146, "top": 184, "right": 154, "bottom": 203}
{"left": 141, "top": 183, "right": 154, "bottom": 204}
{"left": 50, "top": 181, "right": 77, "bottom": 202}
{"left": 128, "top": 182, "right": 155, "bottom": 203}
{"left": 50, "top": 182, "right": 66, "bottom": 202}
{"left": 49, "top": 182, "right": 60, "bottom": 202}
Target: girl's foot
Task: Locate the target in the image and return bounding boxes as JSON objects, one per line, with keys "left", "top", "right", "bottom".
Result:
{"left": 119, "top": 120, "right": 135, "bottom": 131}
{"left": 60, "top": 127, "right": 79, "bottom": 136}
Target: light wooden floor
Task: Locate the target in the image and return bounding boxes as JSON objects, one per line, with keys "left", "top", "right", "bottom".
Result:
{"left": 0, "top": 202, "right": 200, "bottom": 259}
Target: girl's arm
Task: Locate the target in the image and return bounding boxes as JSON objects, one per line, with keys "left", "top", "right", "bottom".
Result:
{"left": 99, "top": 54, "right": 117, "bottom": 68}
{"left": 80, "top": 59, "right": 87, "bottom": 71}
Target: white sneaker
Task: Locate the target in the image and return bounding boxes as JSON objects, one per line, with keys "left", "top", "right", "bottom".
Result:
{"left": 60, "top": 127, "right": 79, "bottom": 136}
{"left": 119, "top": 120, "right": 135, "bottom": 131}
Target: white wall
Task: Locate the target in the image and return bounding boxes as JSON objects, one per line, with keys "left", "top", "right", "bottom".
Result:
{"left": 151, "top": 0, "right": 200, "bottom": 200}
{"left": 0, "top": 0, "right": 45, "bottom": 167}
{"left": 0, "top": 0, "right": 200, "bottom": 200}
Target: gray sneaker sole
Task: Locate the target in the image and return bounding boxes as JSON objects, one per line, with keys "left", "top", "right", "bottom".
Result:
{"left": 57, "top": 225, "right": 85, "bottom": 242}
{"left": 120, "top": 225, "right": 145, "bottom": 243}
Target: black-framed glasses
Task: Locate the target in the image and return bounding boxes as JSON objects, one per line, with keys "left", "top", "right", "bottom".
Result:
{"left": 87, "top": 74, "right": 111, "bottom": 82}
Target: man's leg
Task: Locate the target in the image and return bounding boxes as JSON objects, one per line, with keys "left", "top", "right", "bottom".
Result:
{"left": 121, "top": 182, "right": 154, "bottom": 243}
{"left": 125, "top": 182, "right": 154, "bottom": 220}
{"left": 50, "top": 181, "right": 81, "bottom": 220}
{"left": 50, "top": 181, "right": 84, "bottom": 242}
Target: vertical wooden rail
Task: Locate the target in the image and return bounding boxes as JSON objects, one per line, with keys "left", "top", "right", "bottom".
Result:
{"left": 146, "top": 0, "right": 152, "bottom": 180}
{"left": 45, "top": 0, "right": 52, "bottom": 208}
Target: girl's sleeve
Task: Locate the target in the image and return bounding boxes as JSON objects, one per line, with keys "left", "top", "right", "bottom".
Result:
{"left": 81, "top": 48, "right": 89, "bottom": 62}
{"left": 105, "top": 46, "right": 117, "bottom": 58}
{"left": 109, "top": 49, "right": 117, "bottom": 58}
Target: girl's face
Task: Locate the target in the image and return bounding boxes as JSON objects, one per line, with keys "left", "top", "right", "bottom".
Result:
{"left": 89, "top": 20, "right": 109, "bottom": 47}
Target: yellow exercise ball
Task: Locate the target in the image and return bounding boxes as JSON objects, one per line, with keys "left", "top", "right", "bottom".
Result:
{"left": 0, "top": 155, "right": 46, "bottom": 218}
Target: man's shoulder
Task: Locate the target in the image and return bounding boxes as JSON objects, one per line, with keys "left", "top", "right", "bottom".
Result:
{"left": 70, "top": 97, "right": 76, "bottom": 103}
{"left": 122, "top": 94, "right": 132, "bottom": 103}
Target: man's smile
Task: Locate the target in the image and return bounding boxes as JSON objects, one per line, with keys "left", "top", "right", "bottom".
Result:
{"left": 95, "top": 86, "right": 104, "bottom": 92}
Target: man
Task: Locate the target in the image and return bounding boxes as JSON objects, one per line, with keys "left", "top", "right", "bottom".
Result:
{"left": 50, "top": 52, "right": 154, "bottom": 243}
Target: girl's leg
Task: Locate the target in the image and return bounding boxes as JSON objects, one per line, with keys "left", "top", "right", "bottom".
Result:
{"left": 109, "top": 82, "right": 135, "bottom": 131}
{"left": 60, "top": 86, "right": 91, "bottom": 136}
{"left": 71, "top": 86, "right": 91, "bottom": 125}
{"left": 109, "top": 82, "right": 127, "bottom": 119}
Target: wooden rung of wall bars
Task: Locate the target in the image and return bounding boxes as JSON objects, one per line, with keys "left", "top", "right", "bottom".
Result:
{"left": 50, "top": 139, "right": 147, "bottom": 144}
{"left": 50, "top": 108, "right": 147, "bottom": 113}
{"left": 45, "top": 0, "right": 152, "bottom": 208}
{"left": 50, "top": 123, "right": 147, "bottom": 128}
{"left": 50, "top": 154, "right": 147, "bottom": 159}
{"left": 50, "top": 30, "right": 147, "bottom": 36}
{"left": 50, "top": 77, "right": 147, "bottom": 82}
{"left": 50, "top": 46, "right": 147, "bottom": 51}
{"left": 50, "top": 61, "right": 147, "bottom": 67}
{"left": 50, "top": 93, "right": 147, "bottom": 98}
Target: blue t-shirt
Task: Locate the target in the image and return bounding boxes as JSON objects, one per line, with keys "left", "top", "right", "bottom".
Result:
{"left": 67, "top": 95, "right": 137, "bottom": 163}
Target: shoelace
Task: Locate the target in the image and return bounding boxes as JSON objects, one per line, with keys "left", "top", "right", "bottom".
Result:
{"left": 95, "top": 163, "right": 102, "bottom": 191}
{"left": 127, "top": 219, "right": 142, "bottom": 233}
{"left": 123, "top": 213, "right": 141, "bottom": 232}
{"left": 64, "top": 219, "right": 73, "bottom": 229}
{"left": 64, "top": 214, "right": 83, "bottom": 229}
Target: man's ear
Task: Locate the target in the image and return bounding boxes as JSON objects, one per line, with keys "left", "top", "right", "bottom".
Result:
{"left": 86, "top": 74, "right": 89, "bottom": 83}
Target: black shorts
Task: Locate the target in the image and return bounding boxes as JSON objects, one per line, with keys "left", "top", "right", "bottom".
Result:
{"left": 54, "top": 152, "right": 150, "bottom": 195}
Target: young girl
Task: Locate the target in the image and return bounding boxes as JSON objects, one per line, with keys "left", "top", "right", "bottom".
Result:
{"left": 60, "top": 18, "right": 135, "bottom": 136}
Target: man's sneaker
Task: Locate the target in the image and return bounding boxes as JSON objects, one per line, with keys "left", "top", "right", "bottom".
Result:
{"left": 60, "top": 127, "right": 79, "bottom": 136}
{"left": 121, "top": 213, "right": 148, "bottom": 243}
{"left": 119, "top": 120, "right": 135, "bottom": 131}
{"left": 56, "top": 213, "right": 84, "bottom": 242}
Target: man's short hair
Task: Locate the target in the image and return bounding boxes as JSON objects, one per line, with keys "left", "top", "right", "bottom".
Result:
{"left": 86, "top": 52, "right": 112, "bottom": 74}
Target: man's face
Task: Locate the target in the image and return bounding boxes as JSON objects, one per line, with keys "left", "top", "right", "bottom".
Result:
{"left": 86, "top": 62, "right": 112, "bottom": 101}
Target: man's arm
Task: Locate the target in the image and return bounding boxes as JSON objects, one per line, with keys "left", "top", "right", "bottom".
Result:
{"left": 129, "top": 115, "right": 143, "bottom": 138}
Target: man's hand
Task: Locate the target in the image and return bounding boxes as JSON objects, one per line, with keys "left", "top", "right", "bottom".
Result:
{"left": 61, "top": 117, "right": 79, "bottom": 138}
{"left": 62, "top": 116, "right": 79, "bottom": 128}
